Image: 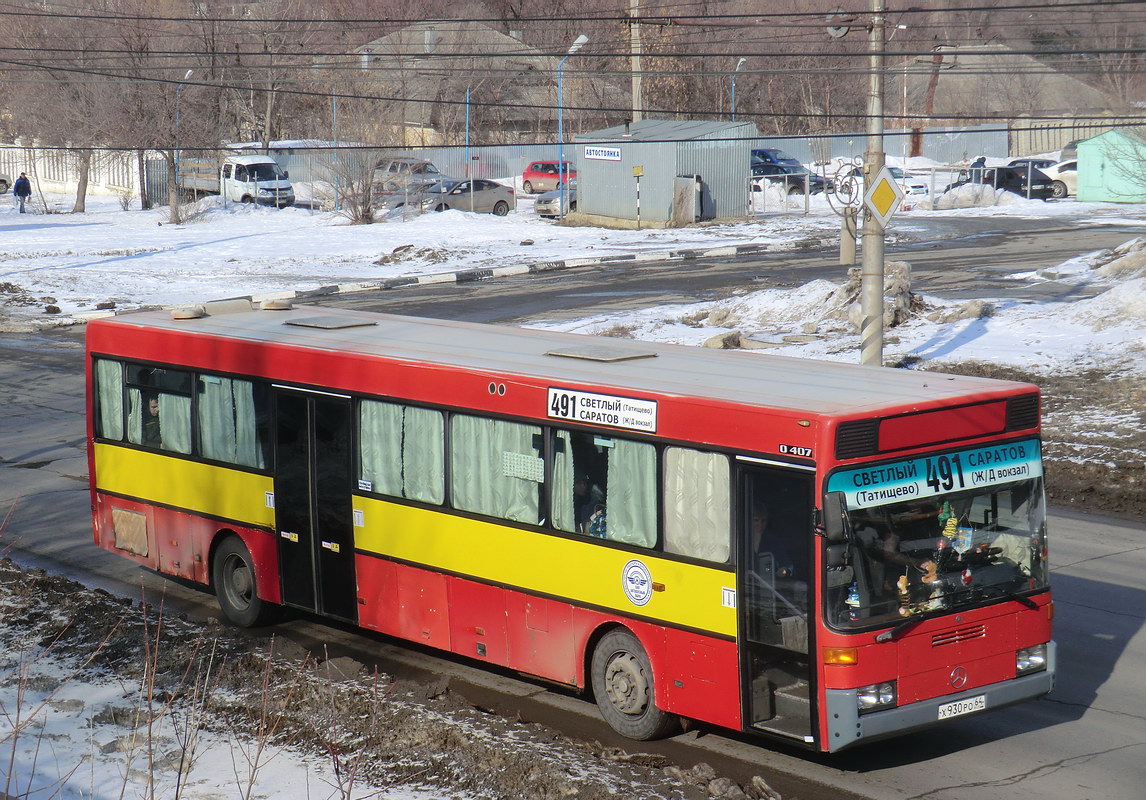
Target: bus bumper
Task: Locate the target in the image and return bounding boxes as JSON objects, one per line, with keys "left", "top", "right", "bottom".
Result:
{"left": 823, "top": 640, "right": 1056, "bottom": 752}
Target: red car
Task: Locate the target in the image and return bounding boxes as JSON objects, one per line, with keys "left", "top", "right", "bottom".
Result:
{"left": 521, "top": 161, "right": 575, "bottom": 194}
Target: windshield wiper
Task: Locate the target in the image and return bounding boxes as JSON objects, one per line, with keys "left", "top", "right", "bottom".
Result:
{"left": 875, "top": 613, "right": 930, "bottom": 643}
{"left": 984, "top": 584, "right": 1039, "bottom": 609}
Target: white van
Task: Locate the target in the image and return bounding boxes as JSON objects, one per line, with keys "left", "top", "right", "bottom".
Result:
{"left": 219, "top": 155, "right": 294, "bottom": 206}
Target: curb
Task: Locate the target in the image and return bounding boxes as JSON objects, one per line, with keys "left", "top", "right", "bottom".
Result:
{"left": 281, "top": 240, "right": 787, "bottom": 303}
{"left": 68, "top": 238, "right": 815, "bottom": 324}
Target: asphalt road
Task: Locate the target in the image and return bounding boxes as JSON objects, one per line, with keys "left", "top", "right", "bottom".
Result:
{"left": 306, "top": 215, "right": 1144, "bottom": 326}
{"left": 2, "top": 216, "right": 1144, "bottom": 799}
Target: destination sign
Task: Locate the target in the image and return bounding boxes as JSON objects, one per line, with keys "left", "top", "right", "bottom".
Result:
{"left": 547, "top": 387, "right": 658, "bottom": 433}
{"left": 826, "top": 439, "right": 1043, "bottom": 509}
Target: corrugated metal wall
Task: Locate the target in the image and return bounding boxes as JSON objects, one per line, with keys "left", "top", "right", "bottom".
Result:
{"left": 573, "top": 140, "right": 677, "bottom": 221}
{"left": 678, "top": 127, "right": 755, "bottom": 219}
{"left": 572, "top": 121, "right": 756, "bottom": 222}
{"left": 1009, "top": 118, "right": 1139, "bottom": 161}
{"left": 748, "top": 124, "right": 1008, "bottom": 166}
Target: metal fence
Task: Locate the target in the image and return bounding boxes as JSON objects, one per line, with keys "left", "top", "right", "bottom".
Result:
{"left": 0, "top": 121, "right": 1034, "bottom": 208}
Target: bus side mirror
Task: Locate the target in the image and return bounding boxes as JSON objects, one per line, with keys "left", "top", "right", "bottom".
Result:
{"left": 826, "top": 543, "right": 849, "bottom": 568}
{"left": 822, "top": 491, "right": 852, "bottom": 543}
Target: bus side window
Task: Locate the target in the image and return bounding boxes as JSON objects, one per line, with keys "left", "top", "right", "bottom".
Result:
{"left": 196, "top": 375, "right": 270, "bottom": 469}
{"left": 92, "top": 358, "right": 125, "bottom": 441}
{"left": 450, "top": 414, "right": 542, "bottom": 525}
{"left": 663, "top": 447, "right": 730, "bottom": 562}
{"left": 359, "top": 399, "right": 444, "bottom": 504}
{"left": 125, "top": 365, "right": 192, "bottom": 454}
{"left": 551, "top": 429, "right": 657, "bottom": 548}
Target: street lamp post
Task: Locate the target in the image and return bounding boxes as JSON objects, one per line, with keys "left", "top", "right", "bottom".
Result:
{"left": 731, "top": 57, "right": 747, "bottom": 121}
{"left": 175, "top": 69, "right": 193, "bottom": 195}
{"left": 557, "top": 34, "right": 588, "bottom": 219}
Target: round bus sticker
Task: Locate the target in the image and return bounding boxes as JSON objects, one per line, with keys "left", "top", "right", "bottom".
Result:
{"left": 622, "top": 559, "right": 654, "bottom": 607}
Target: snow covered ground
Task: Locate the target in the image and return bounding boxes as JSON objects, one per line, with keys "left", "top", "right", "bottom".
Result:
{"left": 1, "top": 182, "right": 1143, "bottom": 379}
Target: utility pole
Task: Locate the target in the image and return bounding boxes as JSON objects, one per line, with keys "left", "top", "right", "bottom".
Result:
{"left": 630, "top": 0, "right": 643, "bottom": 122}
{"left": 859, "top": 0, "right": 887, "bottom": 367}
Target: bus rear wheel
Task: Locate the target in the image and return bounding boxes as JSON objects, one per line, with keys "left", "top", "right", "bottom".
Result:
{"left": 591, "top": 629, "right": 678, "bottom": 740}
{"left": 212, "top": 536, "right": 278, "bottom": 627}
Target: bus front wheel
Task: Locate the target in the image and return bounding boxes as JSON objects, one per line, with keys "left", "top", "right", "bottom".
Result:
{"left": 590, "top": 629, "right": 678, "bottom": 740}
{"left": 212, "top": 536, "right": 278, "bottom": 627}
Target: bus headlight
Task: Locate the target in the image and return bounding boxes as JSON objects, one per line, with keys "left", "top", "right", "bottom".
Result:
{"left": 856, "top": 681, "right": 897, "bottom": 713}
{"left": 1016, "top": 644, "right": 1048, "bottom": 675}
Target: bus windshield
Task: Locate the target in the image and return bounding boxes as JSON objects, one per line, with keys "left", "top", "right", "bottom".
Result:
{"left": 825, "top": 440, "right": 1049, "bottom": 629}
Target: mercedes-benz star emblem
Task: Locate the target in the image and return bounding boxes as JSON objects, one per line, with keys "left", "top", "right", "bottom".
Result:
{"left": 950, "top": 665, "right": 969, "bottom": 689}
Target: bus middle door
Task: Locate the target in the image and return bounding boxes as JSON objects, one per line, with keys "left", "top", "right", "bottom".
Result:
{"left": 273, "top": 388, "right": 358, "bottom": 623}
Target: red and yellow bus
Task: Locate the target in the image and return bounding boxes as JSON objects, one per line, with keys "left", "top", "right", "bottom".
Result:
{"left": 86, "top": 300, "right": 1053, "bottom": 752}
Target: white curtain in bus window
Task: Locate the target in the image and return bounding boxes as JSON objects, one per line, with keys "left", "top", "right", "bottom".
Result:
{"left": 450, "top": 415, "right": 541, "bottom": 524}
{"left": 94, "top": 359, "right": 124, "bottom": 440}
{"left": 197, "top": 376, "right": 264, "bottom": 469}
{"left": 551, "top": 430, "right": 575, "bottom": 532}
{"left": 359, "top": 400, "right": 444, "bottom": 504}
{"left": 663, "top": 447, "right": 730, "bottom": 562}
{"left": 605, "top": 439, "right": 657, "bottom": 547}
{"left": 126, "top": 388, "right": 191, "bottom": 454}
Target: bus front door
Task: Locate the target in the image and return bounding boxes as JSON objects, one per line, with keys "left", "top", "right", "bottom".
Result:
{"left": 273, "top": 389, "right": 358, "bottom": 623}
{"left": 739, "top": 465, "right": 815, "bottom": 744}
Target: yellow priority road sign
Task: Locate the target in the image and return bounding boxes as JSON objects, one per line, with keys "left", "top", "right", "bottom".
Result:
{"left": 863, "top": 166, "right": 905, "bottom": 229}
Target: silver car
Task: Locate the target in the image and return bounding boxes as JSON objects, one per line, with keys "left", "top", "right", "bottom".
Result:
{"left": 535, "top": 181, "right": 577, "bottom": 218}
{"left": 419, "top": 179, "right": 516, "bottom": 216}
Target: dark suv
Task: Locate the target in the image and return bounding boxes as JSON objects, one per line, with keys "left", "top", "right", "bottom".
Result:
{"left": 752, "top": 163, "right": 828, "bottom": 195}
{"left": 945, "top": 166, "right": 1054, "bottom": 200}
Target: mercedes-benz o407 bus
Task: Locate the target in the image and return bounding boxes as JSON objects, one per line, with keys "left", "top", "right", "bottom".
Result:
{"left": 86, "top": 301, "right": 1053, "bottom": 752}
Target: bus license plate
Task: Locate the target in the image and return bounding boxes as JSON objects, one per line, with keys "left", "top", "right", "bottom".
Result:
{"left": 938, "top": 695, "right": 986, "bottom": 719}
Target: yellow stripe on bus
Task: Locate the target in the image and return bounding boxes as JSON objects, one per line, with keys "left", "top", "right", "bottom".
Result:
{"left": 93, "top": 443, "right": 275, "bottom": 529}
{"left": 353, "top": 496, "right": 738, "bottom": 638}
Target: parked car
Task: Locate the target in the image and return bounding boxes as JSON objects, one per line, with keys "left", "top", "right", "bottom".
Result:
{"left": 420, "top": 179, "right": 515, "bottom": 215}
{"left": 1007, "top": 157, "right": 1056, "bottom": 171}
{"left": 534, "top": 180, "right": 577, "bottom": 218}
{"left": 944, "top": 165, "right": 1055, "bottom": 200}
{"left": 1041, "top": 160, "right": 1077, "bottom": 198}
{"left": 0, "top": 174, "right": 9, "bottom": 194}
{"left": 841, "top": 165, "right": 929, "bottom": 199}
{"left": 750, "top": 148, "right": 802, "bottom": 169}
{"left": 375, "top": 183, "right": 448, "bottom": 212}
{"left": 521, "top": 161, "right": 574, "bottom": 194}
{"left": 751, "top": 164, "right": 828, "bottom": 194}
{"left": 374, "top": 157, "right": 444, "bottom": 193}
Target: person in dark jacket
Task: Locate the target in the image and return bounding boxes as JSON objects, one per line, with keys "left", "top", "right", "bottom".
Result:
{"left": 13, "top": 172, "right": 31, "bottom": 213}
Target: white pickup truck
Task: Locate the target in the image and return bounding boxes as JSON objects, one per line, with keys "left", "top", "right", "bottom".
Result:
{"left": 181, "top": 154, "right": 295, "bottom": 207}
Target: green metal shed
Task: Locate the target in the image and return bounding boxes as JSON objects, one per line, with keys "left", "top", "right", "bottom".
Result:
{"left": 1077, "top": 129, "right": 1146, "bottom": 204}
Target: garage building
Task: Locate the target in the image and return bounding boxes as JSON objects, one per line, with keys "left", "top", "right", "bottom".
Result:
{"left": 573, "top": 119, "right": 757, "bottom": 227}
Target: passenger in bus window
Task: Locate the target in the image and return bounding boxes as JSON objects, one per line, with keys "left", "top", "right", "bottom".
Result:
{"left": 573, "top": 473, "right": 605, "bottom": 536}
{"left": 749, "top": 497, "right": 809, "bottom": 618}
{"left": 751, "top": 501, "right": 802, "bottom": 579}
{"left": 143, "top": 395, "right": 162, "bottom": 447}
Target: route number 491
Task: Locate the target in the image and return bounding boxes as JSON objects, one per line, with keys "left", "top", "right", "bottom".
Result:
{"left": 926, "top": 455, "right": 966, "bottom": 492}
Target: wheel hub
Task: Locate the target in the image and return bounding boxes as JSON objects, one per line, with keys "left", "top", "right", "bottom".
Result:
{"left": 604, "top": 653, "right": 649, "bottom": 716}
{"left": 227, "top": 558, "right": 253, "bottom": 600}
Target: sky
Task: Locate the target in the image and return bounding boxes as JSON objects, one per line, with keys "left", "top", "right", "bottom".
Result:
{"left": 1, "top": 168, "right": 1145, "bottom": 797}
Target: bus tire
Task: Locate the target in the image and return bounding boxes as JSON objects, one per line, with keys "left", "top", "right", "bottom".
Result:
{"left": 212, "top": 536, "right": 278, "bottom": 628}
{"left": 591, "top": 628, "right": 678, "bottom": 740}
